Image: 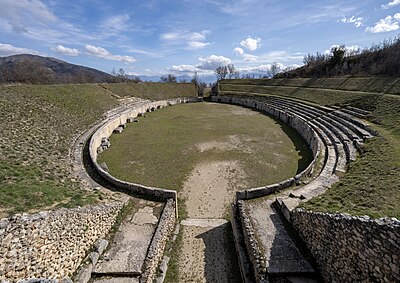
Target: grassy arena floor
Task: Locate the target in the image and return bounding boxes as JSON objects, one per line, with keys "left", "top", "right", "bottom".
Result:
{"left": 98, "top": 102, "right": 312, "bottom": 192}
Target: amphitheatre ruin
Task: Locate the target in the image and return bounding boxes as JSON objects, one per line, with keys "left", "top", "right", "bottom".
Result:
{"left": 0, "top": 74, "right": 399, "bottom": 283}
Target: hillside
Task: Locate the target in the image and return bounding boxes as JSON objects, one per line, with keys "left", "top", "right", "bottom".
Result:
{"left": 219, "top": 77, "right": 400, "bottom": 218}
{"left": 280, "top": 37, "right": 400, "bottom": 78}
{"left": 0, "top": 54, "right": 115, "bottom": 84}
{"left": 0, "top": 82, "right": 197, "bottom": 217}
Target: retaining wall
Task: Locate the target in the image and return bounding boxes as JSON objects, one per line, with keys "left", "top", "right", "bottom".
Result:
{"left": 0, "top": 201, "right": 125, "bottom": 282}
{"left": 211, "top": 95, "right": 320, "bottom": 200}
{"left": 141, "top": 199, "right": 176, "bottom": 283}
{"left": 291, "top": 209, "right": 400, "bottom": 282}
{"left": 89, "top": 97, "right": 199, "bottom": 201}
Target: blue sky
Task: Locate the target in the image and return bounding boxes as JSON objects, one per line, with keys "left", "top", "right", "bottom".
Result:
{"left": 0, "top": 0, "right": 399, "bottom": 80}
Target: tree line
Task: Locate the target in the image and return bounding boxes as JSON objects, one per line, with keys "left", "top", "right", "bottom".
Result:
{"left": 281, "top": 36, "right": 400, "bottom": 78}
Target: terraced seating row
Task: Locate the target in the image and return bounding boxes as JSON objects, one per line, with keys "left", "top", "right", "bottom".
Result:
{"left": 213, "top": 94, "right": 376, "bottom": 282}
{"left": 216, "top": 94, "right": 375, "bottom": 200}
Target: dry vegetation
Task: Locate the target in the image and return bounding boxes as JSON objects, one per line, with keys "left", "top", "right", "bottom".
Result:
{"left": 280, "top": 36, "right": 400, "bottom": 77}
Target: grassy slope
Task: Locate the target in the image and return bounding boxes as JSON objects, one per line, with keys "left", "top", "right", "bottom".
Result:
{"left": 98, "top": 103, "right": 312, "bottom": 191}
{"left": 221, "top": 77, "right": 400, "bottom": 94}
{"left": 220, "top": 79, "right": 400, "bottom": 218}
{"left": 0, "top": 82, "right": 195, "bottom": 217}
{"left": 100, "top": 82, "right": 197, "bottom": 100}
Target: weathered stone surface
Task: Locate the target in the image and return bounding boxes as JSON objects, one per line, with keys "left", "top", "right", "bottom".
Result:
{"left": 93, "top": 277, "right": 139, "bottom": 283}
{"left": 0, "top": 202, "right": 124, "bottom": 283}
{"left": 93, "top": 204, "right": 159, "bottom": 275}
{"left": 291, "top": 209, "right": 400, "bottom": 283}
{"left": 94, "top": 239, "right": 109, "bottom": 255}
{"left": 98, "top": 162, "right": 109, "bottom": 172}
{"left": 113, "top": 126, "right": 123, "bottom": 134}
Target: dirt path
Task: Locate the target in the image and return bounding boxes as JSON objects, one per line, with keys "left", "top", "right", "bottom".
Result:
{"left": 176, "top": 161, "right": 245, "bottom": 282}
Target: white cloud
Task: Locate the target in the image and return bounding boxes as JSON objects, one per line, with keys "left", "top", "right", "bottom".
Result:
{"left": 197, "top": 55, "right": 231, "bottom": 70}
{"left": 233, "top": 47, "right": 244, "bottom": 56}
{"left": 240, "top": 37, "right": 262, "bottom": 51}
{"left": 324, "top": 45, "right": 360, "bottom": 55}
{"left": 366, "top": 14, "right": 400, "bottom": 33}
{"left": 187, "top": 41, "right": 210, "bottom": 49}
{"left": 243, "top": 54, "right": 259, "bottom": 62}
{"left": 0, "top": 43, "right": 43, "bottom": 56}
{"left": 169, "top": 64, "right": 199, "bottom": 73}
{"left": 382, "top": 0, "right": 400, "bottom": 9}
{"left": 103, "top": 14, "right": 130, "bottom": 32}
{"left": 84, "top": 44, "right": 137, "bottom": 63}
{"left": 339, "top": 16, "right": 364, "bottom": 27}
{"left": 160, "top": 30, "right": 211, "bottom": 49}
{"left": 51, "top": 44, "right": 79, "bottom": 56}
{"left": 234, "top": 46, "right": 260, "bottom": 62}
{"left": 166, "top": 55, "right": 232, "bottom": 76}
{"left": 0, "top": 0, "right": 57, "bottom": 34}
{"left": 238, "top": 63, "right": 285, "bottom": 74}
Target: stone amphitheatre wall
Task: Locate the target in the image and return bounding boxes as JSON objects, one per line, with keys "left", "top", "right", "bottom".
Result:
{"left": 0, "top": 201, "right": 125, "bottom": 282}
{"left": 87, "top": 97, "right": 199, "bottom": 283}
{"left": 141, "top": 199, "right": 176, "bottom": 283}
{"left": 213, "top": 94, "right": 400, "bottom": 282}
{"left": 211, "top": 95, "right": 320, "bottom": 200}
{"left": 89, "top": 97, "right": 200, "bottom": 201}
{"left": 291, "top": 209, "right": 400, "bottom": 282}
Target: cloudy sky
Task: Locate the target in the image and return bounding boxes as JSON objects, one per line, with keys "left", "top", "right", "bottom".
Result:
{"left": 0, "top": 0, "right": 399, "bottom": 80}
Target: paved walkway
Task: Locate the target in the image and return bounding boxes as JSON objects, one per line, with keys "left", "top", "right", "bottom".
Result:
{"left": 243, "top": 199, "right": 315, "bottom": 277}
{"left": 92, "top": 199, "right": 163, "bottom": 282}
{"left": 176, "top": 161, "right": 243, "bottom": 283}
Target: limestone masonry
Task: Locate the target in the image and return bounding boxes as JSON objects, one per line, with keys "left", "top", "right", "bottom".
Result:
{"left": 292, "top": 209, "right": 400, "bottom": 282}
{"left": 213, "top": 93, "right": 399, "bottom": 282}
{"left": 0, "top": 201, "right": 124, "bottom": 282}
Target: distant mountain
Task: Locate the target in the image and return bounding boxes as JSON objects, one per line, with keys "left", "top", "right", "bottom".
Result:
{"left": 136, "top": 74, "right": 216, "bottom": 84}
{"left": 0, "top": 54, "right": 115, "bottom": 84}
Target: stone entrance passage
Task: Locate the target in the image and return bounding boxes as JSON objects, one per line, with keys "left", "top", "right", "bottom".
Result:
{"left": 175, "top": 161, "right": 243, "bottom": 282}
{"left": 91, "top": 199, "right": 163, "bottom": 283}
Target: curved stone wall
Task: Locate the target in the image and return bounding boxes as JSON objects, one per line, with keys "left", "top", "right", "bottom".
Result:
{"left": 211, "top": 95, "right": 320, "bottom": 199}
{"left": 89, "top": 97, "right": 200, "bottom": 201}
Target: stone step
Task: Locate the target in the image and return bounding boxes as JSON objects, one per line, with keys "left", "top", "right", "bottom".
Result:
{"left": 180, "top": 218, "right": 228, "bottom": 227}
{"left": 236, "top": 200, "right": 318, "bottom": 282}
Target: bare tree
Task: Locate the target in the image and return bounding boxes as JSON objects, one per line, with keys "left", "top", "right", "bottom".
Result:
{"left": 270, "top": 62, "right": 281, "bottom": 77}
{"left": 214, "top": 66, "right": 228, "bottom": 80}
{"left": 160, "top": 74, "right": 177, "bottom": 83}
{"left": 227, "top": 64, "right": 236, "bottom": 79}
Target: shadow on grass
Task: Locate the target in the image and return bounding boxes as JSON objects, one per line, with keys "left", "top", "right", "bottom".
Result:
{"left": 245, "top": 107, "right": 313, "bottom": 175}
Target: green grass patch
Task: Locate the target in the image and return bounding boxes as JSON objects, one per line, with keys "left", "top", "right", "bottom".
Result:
{"left": 0, "top": 82, "right": 196, "bottom": 217}
{"left": 98, "top": 102, "right": 312, "bottom": 191}
{"left": 0, "top": 84, "right": 120, "bottom": 216}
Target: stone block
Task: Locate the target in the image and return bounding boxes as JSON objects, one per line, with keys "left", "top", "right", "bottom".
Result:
{"left": 99, "top": 162, "right": 109, "bottom": 172}
{"left": 113, "top": 126, "right": 123, "bottom": 134}
{"left": 94, "top": 239, "right": 109, "bottom": 255}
